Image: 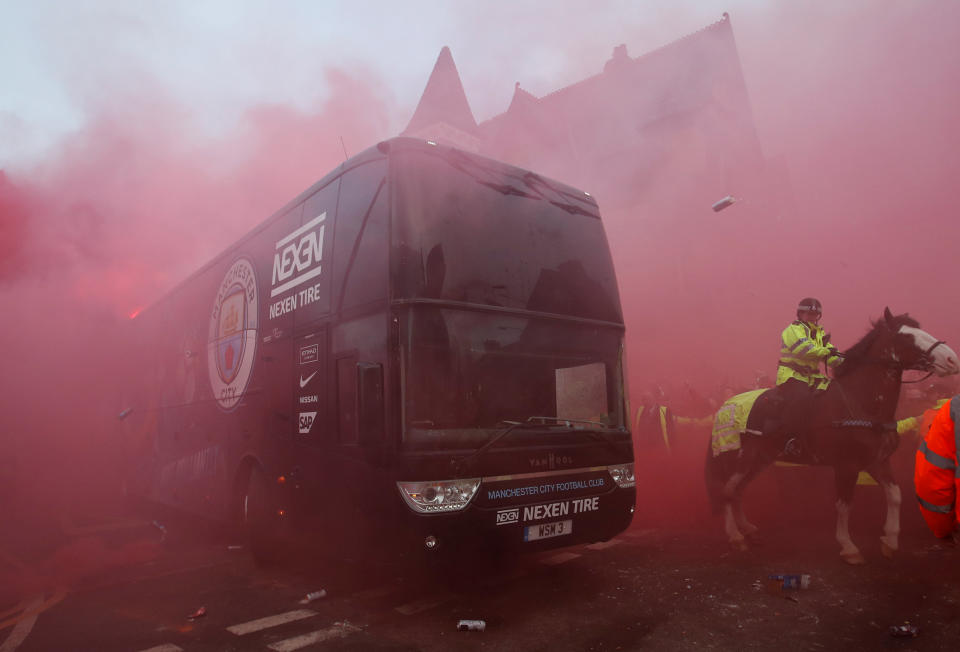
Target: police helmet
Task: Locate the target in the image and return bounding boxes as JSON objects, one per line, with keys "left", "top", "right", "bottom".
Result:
{"left": 797, "top": 297, "right": 822, "bottom": 319}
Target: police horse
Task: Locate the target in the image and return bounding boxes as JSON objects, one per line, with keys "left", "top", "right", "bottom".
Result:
{"left": 705, "top": 309, "right": 958, "bottom": 564}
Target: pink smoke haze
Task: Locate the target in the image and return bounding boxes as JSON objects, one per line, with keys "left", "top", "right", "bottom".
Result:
{"left": 613, "top": 2, "right": 960, "bottom": 393}
{"left": 0, "top": 65, "right": 393, "bottom": 548}
{"left": 0, "top": 0, "right": 958, "bottom": 572}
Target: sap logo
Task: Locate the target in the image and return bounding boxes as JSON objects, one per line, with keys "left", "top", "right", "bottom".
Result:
{"left": 495, "top": 508, "right": 519, "bottom": 526}
{"left": 298, "top": 411, "right": 317, "bottom": 434}
{"left": 271, "top": 213, "right": 326, "bottom": 298}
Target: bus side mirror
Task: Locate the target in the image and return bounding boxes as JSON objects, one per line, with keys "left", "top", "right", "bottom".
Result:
{"left": 357, "top": 363, "right": 384, "bottom": 447}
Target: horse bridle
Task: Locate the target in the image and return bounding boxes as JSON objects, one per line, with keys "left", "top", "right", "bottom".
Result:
{"left": 901, "top": 339, "right": 947, "bottom": 384}
{"left": 834, "top": 339, "right": 947, "bottom": 383}
{"left": 830, "top": 339, "right": 947, "bottom": 430}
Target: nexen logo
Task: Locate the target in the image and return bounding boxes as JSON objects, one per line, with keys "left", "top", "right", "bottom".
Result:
{"left": 271, "top": 213, "right": 326, "bottom": 298}
{"left": 496, "top": 508, "right": 519, "bottom": 526}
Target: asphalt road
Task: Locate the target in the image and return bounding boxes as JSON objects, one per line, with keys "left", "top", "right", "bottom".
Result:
{"left": 3, "top": 490, "right": 960, "bottom": 652}
{"left": 2, "top": 435, "right": 959, "bottom": 652}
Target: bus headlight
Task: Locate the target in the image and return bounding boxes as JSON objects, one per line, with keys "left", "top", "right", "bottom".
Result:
{"left": 607, "top": 463, "right": 635, "bottom": 488}
{"left": 397, "top": 478, "right": 481, "bottom": 513}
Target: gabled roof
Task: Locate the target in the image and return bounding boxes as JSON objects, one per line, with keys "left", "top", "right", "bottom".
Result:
{"left": 491, "top": 82, "right": 562, "bottom": 145}
{"left": 505, "top": 82, "right": 539, "bottom": 114}
{"left": 403, "top": 46, "right": 478, "bottom": 136}
{"left": 480, "top": 13, "right": 743, "bottom": 135}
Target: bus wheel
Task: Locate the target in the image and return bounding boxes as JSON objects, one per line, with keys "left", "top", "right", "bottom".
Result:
{"left": 243, "top": 466, "right": 284, "bottom": 565}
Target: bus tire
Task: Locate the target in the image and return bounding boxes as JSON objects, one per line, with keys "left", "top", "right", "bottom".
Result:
{"left": 243, "top": 466, "right": 284, "bottom": 565}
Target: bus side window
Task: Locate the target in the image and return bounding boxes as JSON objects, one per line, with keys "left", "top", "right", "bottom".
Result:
{"left": 334, "top": 160, "right": 388, "bottom": 311}
{"left": 337, "top": 355, "right": 358, "bottom": 446}
{"left": 295, "top": 180, "right": 339, "bottom": 324}
{"left": 357, "top": 362, "right": 384, "bottom": 447}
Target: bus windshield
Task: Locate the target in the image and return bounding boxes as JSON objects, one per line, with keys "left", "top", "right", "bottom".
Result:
{"left": 392, "top": 147, "right": 622, "bottom": 324}
{"left": 403, "top": 307, "right": 625, "bottom": 449}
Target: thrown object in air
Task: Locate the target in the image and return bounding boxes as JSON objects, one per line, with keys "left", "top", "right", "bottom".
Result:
{"left": 712, "top": 195, "right": 736, "bottom": 212}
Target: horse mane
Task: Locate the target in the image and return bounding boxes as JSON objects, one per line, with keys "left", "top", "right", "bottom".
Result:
{"left": 833, "top": 311, "right": 920, "bottom": 377}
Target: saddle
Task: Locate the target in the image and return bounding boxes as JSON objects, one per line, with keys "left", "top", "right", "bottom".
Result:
{"left": 710, "top": 389, "right": 766, "bottom": 456}
{"left": 710, "top": 386, "right": 818, "bottom": 460}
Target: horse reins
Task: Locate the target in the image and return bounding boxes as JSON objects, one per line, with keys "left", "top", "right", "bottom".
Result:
{"left": 835, "top": 339, "right": 947, "bottom": 382}
{"left": 900, "top": 339, "right": 947, "bottom": 384}
{"left": 830, "top": 339, "right": 947, "bottom": 430}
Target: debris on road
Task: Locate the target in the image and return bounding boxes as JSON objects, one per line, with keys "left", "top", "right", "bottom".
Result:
{"left": 187, "top": 606, "right": 206, "bottom": 621}
{"left": 457, "top": 619, "right": 486, "bottom": 632}
{"left": 889, "top": 622, "right": 920, "bottom": 638}
{"left": 299, "top": 590, "right": 327, "bottom": 604}
{"left": 767, "top": 574, "right": 810, "bottom": 591}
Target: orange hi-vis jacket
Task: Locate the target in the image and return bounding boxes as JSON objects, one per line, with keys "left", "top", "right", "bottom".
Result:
{"left": 914, "top": 396, "right": 960, "bottom": 538}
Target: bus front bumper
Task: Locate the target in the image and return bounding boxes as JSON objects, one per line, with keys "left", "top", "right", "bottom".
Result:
{"left": 395, "top": 485, "right": 635, "bottom": 555}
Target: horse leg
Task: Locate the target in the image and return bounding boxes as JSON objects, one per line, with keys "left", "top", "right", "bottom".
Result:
{"left": 834, "top": 466, "right": 865, "bottom": 564}
{"left": 734, "top": 499, "right": 759, "bottom": 540}
{"left": 868, "top": 459, "right": 901, "bottom": 558}
{"left": 731, "top": 465, "right": 767, "bottom": 542}
{"left": 706, "top": 444, "right": 747, "bottom": 550}
{"left": 722, "top": 471, "right": 748, "bottom": 551}
{"left": 722, "top": 447, "right": 772, "bottom": 549}
{"left": 732, "top": 441, "right": 781, "bottom": 544}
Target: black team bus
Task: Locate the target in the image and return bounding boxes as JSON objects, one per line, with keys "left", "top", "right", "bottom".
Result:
{"left": 117, "top": 137, "right": 634, "bottom": 562}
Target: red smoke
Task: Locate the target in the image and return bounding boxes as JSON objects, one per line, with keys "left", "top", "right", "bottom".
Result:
{"left": 606, "top": 1, "right": 960, "bottom": 401}
{"left": 1, "top": 0, "right": 957, "bottom": 550}
{"left": 0, "top": 66, "right": 393, "bottom": 533}
{"left": 1, "top": 67, "right": 391, "bottom": 312}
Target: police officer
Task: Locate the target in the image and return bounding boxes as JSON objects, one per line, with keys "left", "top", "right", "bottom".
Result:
{"left": 776, "top": 298, "right": 843, "bottom": 448}
{"left": 635, "top": 391, "right": 675, "bottom": 454}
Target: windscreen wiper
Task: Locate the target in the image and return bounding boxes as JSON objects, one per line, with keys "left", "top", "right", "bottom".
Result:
{"left": 522, "top": 172, "right": 600, "bottom": 218}
{"left": 547, "top": 200, "right": 599, "bottom": 217}
{"left": 480, "top": 179, "right": 540, "bottom": 198}
{"left": 450, "top": 417, "right": 563, "bottom": 474}
{"left": 444, "top": 150, "right": 541, "bottom": 198}
{"left": 451, "top": 416, "right": 622, "bottom": 474}
{"left": 525, "top": 416, "right": 625, "bottom": 454}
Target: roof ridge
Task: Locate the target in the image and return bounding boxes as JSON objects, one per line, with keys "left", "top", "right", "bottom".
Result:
{"left": 532, "top": 13, "right": 731, "bottom": 106}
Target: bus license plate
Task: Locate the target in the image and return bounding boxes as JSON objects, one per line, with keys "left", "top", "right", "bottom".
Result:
{"left": 524, "top": 519, "right": 572, "bottom": 542}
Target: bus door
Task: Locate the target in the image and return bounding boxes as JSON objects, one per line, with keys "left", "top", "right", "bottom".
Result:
{"left": 331, "top": 348, "right": 386, "bottom": 537}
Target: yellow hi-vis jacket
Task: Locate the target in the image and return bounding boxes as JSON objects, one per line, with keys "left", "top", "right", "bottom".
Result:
{"left": 635, "top": 405, "right": 674, "bottom": 453}
{"left": 776, "top": 320, "right": 842, "bottom": 390}
{"left": 635, "top": 405, "right": 711, "bottom": 454}
{"left": 897, "top": 398, "right": 950, "bottom": 436}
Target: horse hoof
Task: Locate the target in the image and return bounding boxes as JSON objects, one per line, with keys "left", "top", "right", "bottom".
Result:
{"left": 880, "top": 542, "right": 896, "bottom": 559}
{"left": 841, "top": 552, "right": 866, "bottom": 565}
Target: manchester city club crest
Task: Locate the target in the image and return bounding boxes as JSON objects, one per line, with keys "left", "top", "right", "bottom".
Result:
{"left": 208, "top": 258, "right": 258, "bottom": 410}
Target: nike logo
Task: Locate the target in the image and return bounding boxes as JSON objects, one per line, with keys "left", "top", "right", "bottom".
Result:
{"left": 300, "top": 371, "right": 318, "bottom": 388}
